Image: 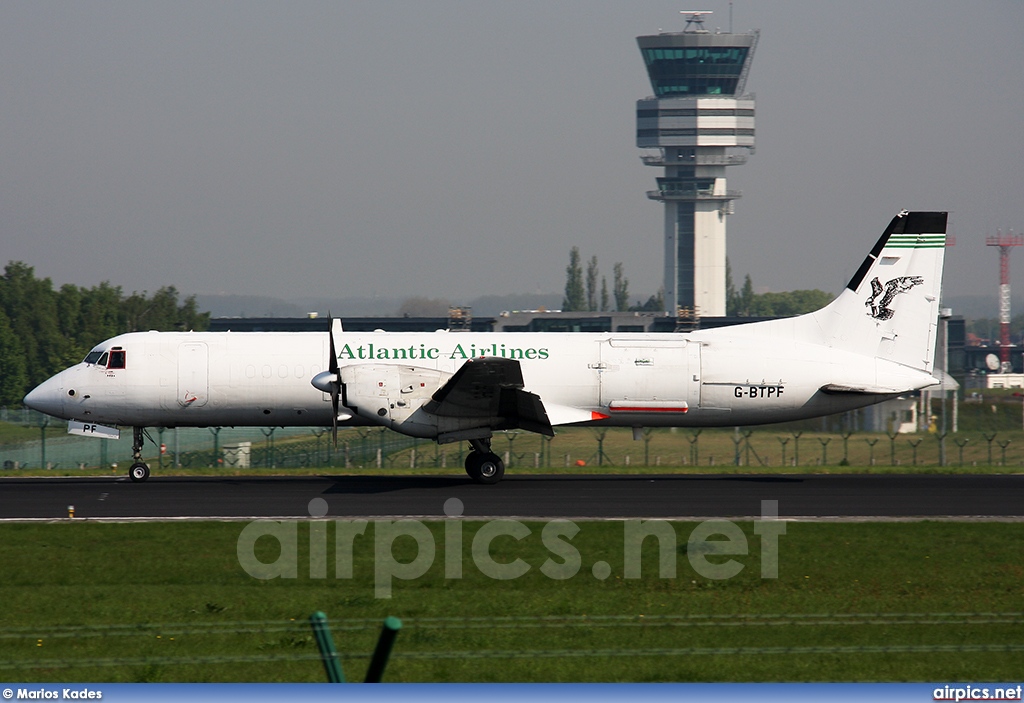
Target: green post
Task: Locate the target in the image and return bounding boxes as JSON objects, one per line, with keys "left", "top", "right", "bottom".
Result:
{"left": 210, "top": 427, "right": 221, "bottom": 468}
{"left": 309, "top": 611, "right": 345, "bottom": 683}
{"left": 364, "top": 616, "right": 402, "bottom": 683}
{"left": 158, "top": 428, "right": 165, "bottom": 471}
{"left": 40, "top": 415, "right": 49, "bottom": 469}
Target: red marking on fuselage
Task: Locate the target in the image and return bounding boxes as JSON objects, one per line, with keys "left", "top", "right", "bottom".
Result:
{"left": 609, "top": 406, "right": 688, "bottom": 413}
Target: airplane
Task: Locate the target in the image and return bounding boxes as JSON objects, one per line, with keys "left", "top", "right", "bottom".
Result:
{"left": 23, "top": 210, "right": 948, "bottom": 484}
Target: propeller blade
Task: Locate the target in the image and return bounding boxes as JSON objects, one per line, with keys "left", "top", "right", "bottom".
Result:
{"left": 328, "top": 315, "right": 340, "bottom": 375}
{"left": 328, "top": 315, "right": 340, "bottom": 446}
{"left": 331, "top": 386, "right": 339, "bottom": 446}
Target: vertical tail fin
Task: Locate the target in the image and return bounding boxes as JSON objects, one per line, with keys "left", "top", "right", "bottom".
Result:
{"left": 814, "top": 211, "right": 947, "bottom": 373}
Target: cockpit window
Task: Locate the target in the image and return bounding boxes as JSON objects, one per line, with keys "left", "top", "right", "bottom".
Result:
{"left": 84, "top": 351, "right": 104, "bottom": 365}
{"left": 98, "top": 352, "right": 109, "bottom": 367}
{"left": 108, "top": 349, "right": 126, "bottom": 370}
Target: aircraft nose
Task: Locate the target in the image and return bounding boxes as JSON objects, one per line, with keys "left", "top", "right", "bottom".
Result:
{"left": 23, "top": 373, "right": 66, "bottom": 419}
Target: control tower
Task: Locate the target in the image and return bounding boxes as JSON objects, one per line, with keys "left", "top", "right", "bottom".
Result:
{"left": 637, "top": 12, "right": 758, "bottom": 317}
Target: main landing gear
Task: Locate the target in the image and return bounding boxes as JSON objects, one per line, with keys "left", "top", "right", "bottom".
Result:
{"left": 464, "top": 438, "right": 504, "bottom": 485}
{"left": 128, "top": 426, "right": 151, "bottom": 482}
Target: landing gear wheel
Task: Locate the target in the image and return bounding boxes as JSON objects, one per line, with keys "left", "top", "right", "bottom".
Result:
{"left": 129, "top": 462, "right": 150, "bottom": 482}
{"left": 465, "top": 451, "right": 504, "bottom": 485}
{"left": 128, "top": 427, "right": 152, "bottom": 482}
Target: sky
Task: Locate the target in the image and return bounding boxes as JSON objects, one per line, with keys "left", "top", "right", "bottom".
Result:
{"left": 2, "top": 1, "right": 1023, "bottom": 309}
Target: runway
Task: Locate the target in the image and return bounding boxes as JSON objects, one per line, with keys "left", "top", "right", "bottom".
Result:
{"left": 0, "top": 473, "right": 1022, "bottom": 521}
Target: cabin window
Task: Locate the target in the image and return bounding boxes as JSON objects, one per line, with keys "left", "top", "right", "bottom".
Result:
{"left": 108, "top": 349, "right": 126, "bottom": 370}
{"left": 84, "top": 351, "right": 104, "bottom": 365}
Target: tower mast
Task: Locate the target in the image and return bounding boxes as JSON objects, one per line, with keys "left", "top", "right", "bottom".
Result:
{"left": 985, "top": 230, "right": 1024, "bottom": 373}
{"left": 636, "top": 12, "right": 758, "bottom": 319}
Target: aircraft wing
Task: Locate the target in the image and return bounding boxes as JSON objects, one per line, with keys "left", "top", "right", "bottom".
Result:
{"left": 424, "top": 357, "right": 554, "bottom": 436}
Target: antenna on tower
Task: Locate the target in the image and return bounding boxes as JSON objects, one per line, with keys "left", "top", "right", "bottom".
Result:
{"left": 986, "top": 229, "right": 1024, "bottom": 374}
{"left": 680, "top": 11, "right": 712, "bottom": 33}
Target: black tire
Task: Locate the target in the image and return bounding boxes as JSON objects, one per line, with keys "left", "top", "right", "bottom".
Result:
{"left": 129, "top": 462, "right": 150, "bottom": 482}
{"left": 464, "top": 452, "right": 482, "bottom": 481}
{"left": 468, "top": 454, "right": 505, "bottom": 487}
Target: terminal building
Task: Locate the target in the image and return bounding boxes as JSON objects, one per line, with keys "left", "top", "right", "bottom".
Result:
{"left": 636, "top": 12, "right": 758, "bottom": 317}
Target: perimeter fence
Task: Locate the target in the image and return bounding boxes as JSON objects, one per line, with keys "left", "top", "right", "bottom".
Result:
{"left": 7, "top": 405, "right": 1024, "bottom": 471}
{"left": 0, "top": 408, "right": 418, "bottom": 471}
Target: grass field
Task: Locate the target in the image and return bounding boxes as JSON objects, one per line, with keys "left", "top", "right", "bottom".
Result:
{"left": 0, "top": 520, "right": 1021, "bottom": 683}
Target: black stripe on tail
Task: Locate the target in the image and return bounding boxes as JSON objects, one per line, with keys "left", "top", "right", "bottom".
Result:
{"left": 846, "top": 211, "right": 947, "bottom": 292}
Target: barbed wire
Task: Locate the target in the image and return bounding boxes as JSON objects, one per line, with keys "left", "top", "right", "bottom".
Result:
{"left": 0, "top": 622, "right": 311, "bottom": 640}
{"left": 3, "top": 643, "right": 1023, "bottom": 671}
{"left": 393, "top": 611, "right": 1024, "bottom": 628}
{"left": 2, "top": 613, "right": 1020, "bottom": 672}
{"left": 390, "top": 643, "right": 1024, "bottom": 660}
{"left": 1, "top": 611, "right": 1020, "bottom": 640}
{"left": 0, "top": 653, "right": 327, "bottom": 671}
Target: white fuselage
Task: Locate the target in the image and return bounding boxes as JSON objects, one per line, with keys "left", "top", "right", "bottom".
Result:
{"left": 21, "top": 210, "right": 948, "bottom": 484}
{"left": 26, "top": 327, "right": 919, "bottom": 432}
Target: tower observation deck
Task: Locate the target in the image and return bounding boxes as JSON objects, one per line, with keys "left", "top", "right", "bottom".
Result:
{"left": 637, "top": 12, "right": 758, "bottom": 317}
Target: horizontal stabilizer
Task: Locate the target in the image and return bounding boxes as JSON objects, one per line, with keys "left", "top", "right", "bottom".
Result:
{"left": 921, "top": 369, "right": 958, "bottom": 392}
{"left": 819, "top": 383, "right": 902, "bottom": 395}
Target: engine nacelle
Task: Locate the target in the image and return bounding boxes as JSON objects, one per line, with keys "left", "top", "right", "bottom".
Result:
{"left": 340, "top": 364, "right": 452, "bottom": 438}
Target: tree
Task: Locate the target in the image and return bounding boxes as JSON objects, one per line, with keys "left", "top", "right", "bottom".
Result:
{"left": 747, "top": 289, "right": 833, "bottom": 317}
{"left": 75, "top": 281, "right": 123, "bottom": 353}
{"left": 739, "top": 274, "right": 755, "bottom": 317}
{"left": 0, "top": 260, "right": 211, "bottom": 406}
{"left": 586, "top": 256, "right": 599, "bottom": 312}
{"left": 562, "top": 247, "right": 585, "bottom": 311}
{"left": 630, "top": 291, "right": 664, "bottom": 312}
{"left": 613, "top": 263, "right": 629, "bottom": 312}
{"left": 176, "top": 294, "right": 210, "bottom": 332}
{"left": 600, "top": 277, "right": 609, "bottom": 312}
{"left": 0, "top": 310, "right": 28, "bottom": 406}
{"left": 727, "top": 266, "right": 833, "bottom": 318}
{"left": 725, "top": 258, "right": 740, "bottom": 316}
{"left": 120, "top": 286, "right": 211, "bottom": 333}
{"left": 397, "top": 297, "right": 452, "bottom": 317}
{"left": 0, "top": 262, "right": 67, "bottom": 388}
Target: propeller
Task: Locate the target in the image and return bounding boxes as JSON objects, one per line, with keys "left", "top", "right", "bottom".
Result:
{"left": 311, "top": 315, "right": 343, "bottom": 445}
{"left": 328, "top": 317, "right": 341, "bottom": 444}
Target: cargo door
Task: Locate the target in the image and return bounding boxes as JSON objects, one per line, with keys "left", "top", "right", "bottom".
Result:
{"left": 599, "top": 338, "right": 700, "bottom": 409}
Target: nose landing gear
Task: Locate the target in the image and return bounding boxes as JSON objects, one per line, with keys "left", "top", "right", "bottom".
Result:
{"left": 128, "top": 427, "right": 151, "bottom": 482}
